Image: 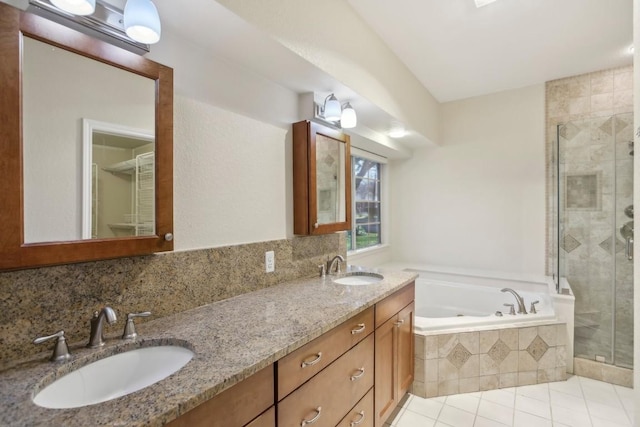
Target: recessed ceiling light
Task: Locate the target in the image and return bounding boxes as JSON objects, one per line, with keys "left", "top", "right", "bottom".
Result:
{"left": 389, "top": 122, "right": 408, "bottom": 138}
{"left": 474, "top": 0, "right": 498, "bottom": 7}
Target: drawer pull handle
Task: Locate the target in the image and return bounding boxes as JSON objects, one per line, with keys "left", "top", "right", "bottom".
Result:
{"left": 350, "top": 411, "right": 365, "bottom": 426}
{"left": 350, "top": 367, "right": 365, "bottom": 381}
{"left": 301, "top": 352, "right": 322, "bottom": 368}
{"left": 301, "top": 407, "right": 322, "bottom": 426}
{"left": 351, "top": 323, "right": 366, "bottom": 334}
{"left": 394, "top": 319, "right": 405, "bottom": 327}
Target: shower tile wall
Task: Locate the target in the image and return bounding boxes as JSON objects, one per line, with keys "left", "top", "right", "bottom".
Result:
{"left": 545, "top": 66, "right": 633, "bottom": 368}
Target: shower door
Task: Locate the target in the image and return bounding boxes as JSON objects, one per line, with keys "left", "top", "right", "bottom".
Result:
{"left": 557, "top": 112, "right": 633, "bottom": 368}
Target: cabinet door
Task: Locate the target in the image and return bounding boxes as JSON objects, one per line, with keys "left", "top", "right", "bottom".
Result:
{"left": 397, "top": 302, "right": 415, "bottom": 398}
{"left": 374, "top": 315, "right": 397, "bottom": 427}
{"left": 166, "top": 366, "right": 274, "bottom": 427}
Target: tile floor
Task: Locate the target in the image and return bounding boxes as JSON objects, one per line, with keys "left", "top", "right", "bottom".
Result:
{"left": 385, "top": 375, "right": 634, "bottom": 427}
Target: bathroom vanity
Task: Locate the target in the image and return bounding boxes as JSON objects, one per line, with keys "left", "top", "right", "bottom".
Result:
{"left": 0, "top": 270, "right": 416, "bottom": 426}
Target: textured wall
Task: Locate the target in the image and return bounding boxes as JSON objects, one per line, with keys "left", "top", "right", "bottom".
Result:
{"left": 545, "top": 65, "right": 634, "bottom": 367}
{"left": 390, "top": 84, "right": 546, "bottom": 274}
{"left": 0, "top": 234, "right": 346, "bottom": 366}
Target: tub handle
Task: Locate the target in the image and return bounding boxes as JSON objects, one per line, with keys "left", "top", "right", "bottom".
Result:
{"left": 503, "top": 303, "right": 516, "bottom": 315}
{"left": 301, "top": 407, "right": 321, "bottom": 426}
{"left": 351, "top": 323, "right": 366, "bottom": 334}
{"left": 350, "top": 367, "right": 365, "bottom": 381}
{"left": 530, "top": 300, "right": 540, "bottom": 314}
{"left": 301, "top": 352, "right": 322, "bottom": 368}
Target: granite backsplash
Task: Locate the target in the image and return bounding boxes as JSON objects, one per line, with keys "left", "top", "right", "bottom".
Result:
{"left": 0, "top": 233, "right": 346, "bottom": 367}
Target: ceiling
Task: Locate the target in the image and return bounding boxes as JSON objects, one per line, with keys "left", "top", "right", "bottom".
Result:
{"left": 347, "top": 0, "right": 634, "bottom": 102}
{"left": 21, "top": 0, "right": 632, "bottom": 152}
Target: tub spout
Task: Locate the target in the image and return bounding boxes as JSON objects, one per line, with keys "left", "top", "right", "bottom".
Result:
{"left": 500, "top": 288, "right": 527, "bottom": 314}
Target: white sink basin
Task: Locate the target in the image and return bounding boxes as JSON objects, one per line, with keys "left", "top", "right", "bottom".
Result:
{"left": 333, "top": 273, "right": 384, "bottom": 286}
{"left": 33, "top": 346, "right": 194, "bottom": 409}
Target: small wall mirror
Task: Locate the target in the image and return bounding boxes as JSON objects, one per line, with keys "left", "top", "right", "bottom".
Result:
{"left": 315, "top": 133, "right": 347, "bottom": 225}
{"left": 0, "top": 4, "right": 173, "bottom": 270}
{"left": 293, "top": 121, "right": 352, "bottom": 235}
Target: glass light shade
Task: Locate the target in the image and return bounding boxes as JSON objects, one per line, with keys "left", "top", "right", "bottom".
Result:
{"left": 50, "top": 0, "right": 96, "bottom": 15}
{"left": 340, "top": 103, "right": 357, "bottom": 129}
{"left": 124, "top": 0, "right": 162, "bottom": 44}
{"left": 323, "top": 94, "right": 342, "bottom": 122}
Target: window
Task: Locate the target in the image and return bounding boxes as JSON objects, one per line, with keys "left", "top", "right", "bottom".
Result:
{"left": 347, "top": 155, "right": 382, "bottom": 251}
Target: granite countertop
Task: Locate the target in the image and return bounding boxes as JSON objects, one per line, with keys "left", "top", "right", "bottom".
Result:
{"left": 0, "top": 267, "right": 417, "bottom": 426}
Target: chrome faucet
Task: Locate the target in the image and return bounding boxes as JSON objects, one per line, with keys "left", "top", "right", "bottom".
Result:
{"left": 501, "top": 288, "right": 527, "bottom": 314}
{"left": 87, "top": 307, "right": 117, "bottom": 348}
{"left": 327, "top": 255, "right": 345, "bottom": 274}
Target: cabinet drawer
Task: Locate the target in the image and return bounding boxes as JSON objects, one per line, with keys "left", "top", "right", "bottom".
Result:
{"left": 375, "top": 282, "right": 415, "bottom": 328}
{"left": 246, "top": 407, "right": 275, "bottom": 427}
{"left": 336, "top": 388, "right": 374, "bottom": 427}
{"left": 278, "top": 334, "right": 374, "bottom": 427}
{"left": 277, "top": 306, "right": 374, "bottom": 399}
{"left": 166, "top": 365, "right": 274, "bottom": 427}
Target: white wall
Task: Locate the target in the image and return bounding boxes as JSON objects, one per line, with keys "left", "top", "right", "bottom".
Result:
{"left": 390, "top": 84, "right": 546, "bottom": 275}
{"left": 173, "top": 96, "right": 288, "bottom": 250}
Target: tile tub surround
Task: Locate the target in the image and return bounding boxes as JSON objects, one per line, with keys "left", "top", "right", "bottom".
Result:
{"left": 0, "top": 233, "right": 346, "bottom": 366}
{"left": 0, "top": 268, "right": 417, "bottom": 426}
{"left": 413, "top": 323, "right": 568, "bottom": 398}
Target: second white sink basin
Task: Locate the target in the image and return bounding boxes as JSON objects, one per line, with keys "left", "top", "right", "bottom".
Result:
{"left": 33, "top": 345, "right": 194, "bottom": 409}
{"left": 333, "top": 273, "right": 384, "bottom": 286}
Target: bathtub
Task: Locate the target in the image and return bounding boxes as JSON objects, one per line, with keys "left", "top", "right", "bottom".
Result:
{"left": 412, "top": 270, "right": 557, "bottom": 332}
{"left": 400, "top": 267, "right": 572, "bottom": 397}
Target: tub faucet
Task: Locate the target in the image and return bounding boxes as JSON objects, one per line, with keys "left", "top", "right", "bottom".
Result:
{"left": 327, "top": 255, "right": 345, "bottom": 274}
{"left": 87, "top": 306, "right": 117, "bottom": 348}
{"left": 501, "top": 288, "right": 527, "bottom": 314}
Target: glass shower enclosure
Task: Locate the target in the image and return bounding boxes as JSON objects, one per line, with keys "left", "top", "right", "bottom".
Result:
{"left": 556, "top": 112, "right": 634, "bottom": 368}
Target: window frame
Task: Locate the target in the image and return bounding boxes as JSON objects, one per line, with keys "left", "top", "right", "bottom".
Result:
{"left": 347, "top": 148, "right": 387, "bottom": 254}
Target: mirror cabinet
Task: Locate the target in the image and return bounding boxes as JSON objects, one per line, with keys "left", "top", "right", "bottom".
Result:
{"left": 0, "top": 3, "right": 173, "bottom": 270}
{"left": 293, "top": 121, "right": 352, "bottom": 235}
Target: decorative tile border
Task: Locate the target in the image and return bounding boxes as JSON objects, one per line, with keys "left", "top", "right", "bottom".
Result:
{"left": 412, "top": 322, "right": 567, "bottom": 398}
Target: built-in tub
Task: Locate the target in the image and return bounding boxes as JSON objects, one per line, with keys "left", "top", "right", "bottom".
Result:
{"left": 413, "top": 272, "right": 556, "bottom": 332}
{"left": 402, "top": 267, "right": 572, "bottom": 397}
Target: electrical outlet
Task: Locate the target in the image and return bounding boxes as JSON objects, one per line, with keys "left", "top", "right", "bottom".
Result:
{"left": 265, "top": 251, "right": 275, "bottom": 273}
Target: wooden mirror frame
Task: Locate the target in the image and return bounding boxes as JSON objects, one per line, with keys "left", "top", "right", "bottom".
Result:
{"left": 0, "top": 3, "right": 174, "bottom": 270}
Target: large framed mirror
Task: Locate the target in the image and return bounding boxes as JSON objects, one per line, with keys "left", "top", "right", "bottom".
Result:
{"left": 0, "top": 3, "right": 173, "bottom": 270}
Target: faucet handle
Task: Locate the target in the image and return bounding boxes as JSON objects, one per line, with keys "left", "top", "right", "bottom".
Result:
{"left": 318, "top": 264, "right": 326, "bottom": 278}
{"left": 122, "top": 311, "right": 151, "bottom": 340}
{"left": 503, "top": 303, "right": 516, "bottom": 315}
{"left": 530, "top": 300, "right": 540, "bottom": 314}
{"left": 34, "top": 330, "right": 71, "bottom": 362}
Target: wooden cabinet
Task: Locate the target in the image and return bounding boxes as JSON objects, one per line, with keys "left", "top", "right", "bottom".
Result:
{"left": 278, "top": 334, "right": 374, "bottom": 427}
{"left": 292, "top": 120, "right": 351, "bottom": 235}
{"left": 336, "top": 388, "right": 374, "bottom": 427}
{"left": 168, "top": 282, "right": 414, "bottom": 427}
{"left": 277, "top": 307, "right": 374, "bottom": 400}
{"left": 166, "top": 365, "right": 274, "bottom": 427}
{"left": 374, "top": 283, "right": 415, "bottom": 427}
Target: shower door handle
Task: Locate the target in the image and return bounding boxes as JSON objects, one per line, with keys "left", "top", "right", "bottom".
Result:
{"left": 626, "top": 236, "right": 633, "bottom": 261}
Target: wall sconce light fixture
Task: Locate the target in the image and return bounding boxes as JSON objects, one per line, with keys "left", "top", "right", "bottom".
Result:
{"left": 50, "top": 0, "right": 95, "bottom": 15}
{"left": 316, "top": 93, "right": 357, "bottom": 129}
{"left": 28, "top": 0, "right": 161, "bottom": 54}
